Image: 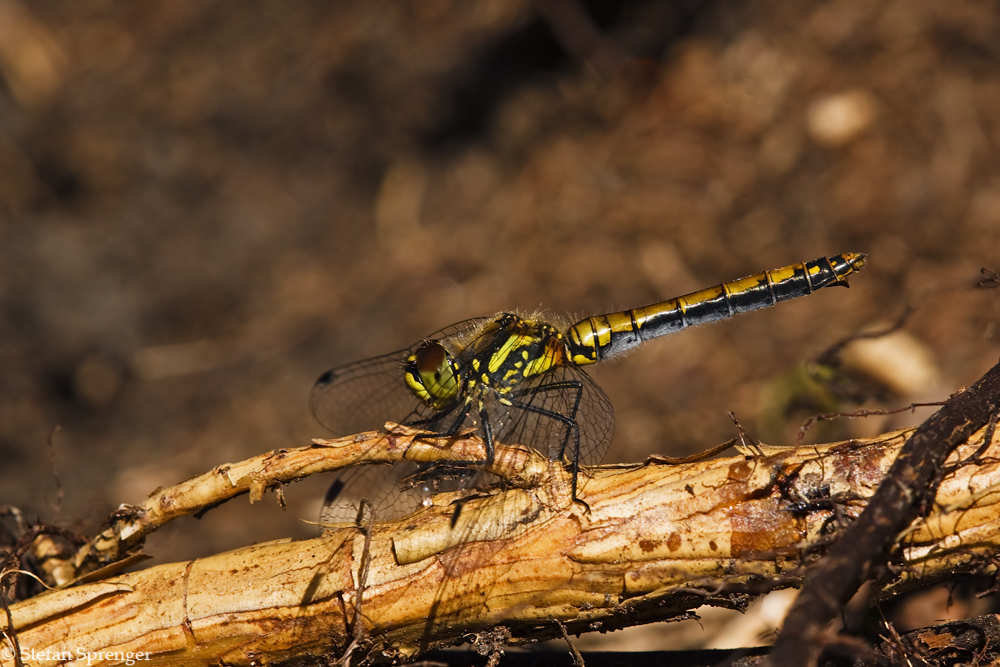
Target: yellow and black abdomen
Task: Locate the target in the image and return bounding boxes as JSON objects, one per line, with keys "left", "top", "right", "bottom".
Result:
{"left": 565, "top": 253, "right": 866, "bottom": 366}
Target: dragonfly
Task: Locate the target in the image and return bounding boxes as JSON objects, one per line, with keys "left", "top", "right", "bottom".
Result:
{"left": 312, "top": 253, "right": 866, "bottom": 526}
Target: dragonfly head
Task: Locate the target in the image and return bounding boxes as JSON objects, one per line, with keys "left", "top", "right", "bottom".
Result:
{"left": 404, "top": 341, "right": 461, "bottom": 410}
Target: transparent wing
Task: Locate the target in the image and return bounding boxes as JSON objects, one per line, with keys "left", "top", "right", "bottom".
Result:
{"left": 312, "top": 316, "right": 498, "bottom": 525}
{"left": 317, "top": 461, "right": 426, "bottom": 525}
{"left": 309, "top": 316, "right": 496, "bottom": 436}
{"left": 404, "top": 365, "right": 615, "bottom": 625}
{"left": 310, "top": 348, "right": 426, "bottom": 436}
{"left": 486, "top": 363, "right": 613, "bottom": 473}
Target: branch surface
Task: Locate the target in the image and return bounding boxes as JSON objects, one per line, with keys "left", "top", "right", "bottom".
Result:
{"left": 3, "top": 418, "right": 1000, "bottom": 665}
{"left": 769, "top": 358, "right": 1000, "bottom": 666}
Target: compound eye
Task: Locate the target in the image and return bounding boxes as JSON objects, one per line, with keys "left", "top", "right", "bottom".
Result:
{"left": 415, "top": 342, "right": 447, "bottom": 376}
{"left": 411, "top": 341, "right": 459, "bottom": 406}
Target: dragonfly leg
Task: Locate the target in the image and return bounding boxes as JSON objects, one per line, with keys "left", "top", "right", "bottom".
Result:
{"left": 402, "top": 398, "right": 503, "bottom": 471}
{"left": 508, "top": 379, "right": 585, "bottom": 500}
{"left": 402, "top": 397, "right": 465, "bottom": 432}
{"left": 479, "top": 406, "right": 495, "bottom": 465}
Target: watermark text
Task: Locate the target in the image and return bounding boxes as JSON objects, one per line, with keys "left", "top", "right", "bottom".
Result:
{"left": 2, "top": 646, "right": 151, "bottom": 665}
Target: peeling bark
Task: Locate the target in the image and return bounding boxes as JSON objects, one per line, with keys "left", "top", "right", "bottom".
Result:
{"left": 770, "top": 358, "right": 1000, "bottom": 666}
{"left": 3, "top": 412, "right": 1000, "bottom": 665}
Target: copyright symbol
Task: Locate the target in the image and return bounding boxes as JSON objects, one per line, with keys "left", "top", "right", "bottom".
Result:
{"left": 1, "top": 647, "right": 14, "bottom": 660}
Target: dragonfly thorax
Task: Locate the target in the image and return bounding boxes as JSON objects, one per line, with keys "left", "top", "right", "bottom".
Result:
{"left": 403, "top": 314, "right": 568, "bottom": 410}
{"left": 467, "top": 315, "right": 567, "bottom": 394}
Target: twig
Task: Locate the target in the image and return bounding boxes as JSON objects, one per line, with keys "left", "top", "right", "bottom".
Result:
{"left": 45, "top": 426, "right": 63, "bottom": 519}
{"left": 338, "top": 500, "right": 376, "bottom": 666}
{"left": 768, "top": 358, "right": 1000, "bottom": 666}
{"left": 68, "top": 424, "right": 550, "bottom": 582}
{"left": 795, "top": 403, "right": 944, "bottom": 447}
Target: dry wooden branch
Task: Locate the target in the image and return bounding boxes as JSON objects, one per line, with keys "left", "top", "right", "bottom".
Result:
{"left": 3, "top": 416, "right": 1000, "bottom": 666}
{"left": 770, "top": 357, "right": 1000, "bottom": 666}
{"left": 44, "top": 424, "right": 547, "bottom": 585}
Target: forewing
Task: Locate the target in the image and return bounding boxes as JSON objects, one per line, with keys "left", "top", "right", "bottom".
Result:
{"left": 492, "top": 363, "right": 614, "bottom": 469}
{"left": 310, "top": 349, "right": 432, "bottom": 524}
{"left": 310, "top": 316, "right": 496, "bottom": 436}
{"left": 310, "top": 349, "right": 426, "bottom": 436}
{"left": 312, "top": 318, "right": 497, "bottom": 524}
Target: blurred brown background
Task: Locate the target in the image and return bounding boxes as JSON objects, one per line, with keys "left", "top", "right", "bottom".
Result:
{"left": 1, "top": 0, "right": 999, "bottom": 648}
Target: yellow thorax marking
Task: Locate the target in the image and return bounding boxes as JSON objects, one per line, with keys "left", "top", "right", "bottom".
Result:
{"left": 523, "top": 336, "right": 562, "bottom": 378}
{"left": 488, "top": 330, "right": 531, "bottom": 374}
